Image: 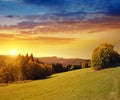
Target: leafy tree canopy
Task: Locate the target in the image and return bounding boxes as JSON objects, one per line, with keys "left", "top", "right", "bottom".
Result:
{"left": 91, "top": 43, "right": 120, "bottom": 70}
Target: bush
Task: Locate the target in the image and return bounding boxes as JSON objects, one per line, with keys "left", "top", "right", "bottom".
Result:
{"left": 70, "top": 65, "right": 81, "bottom": 70}
{"left": 63, "top": 64, "right": 72, "bottom": 71}
{"left": 91, "top": 43, "right": 120, "bottom": 70}
{"left": 52, "top": 63, "right": 64, "bottom": 73}
{"left": 81, "top": 61, "right": 89, "bottom": 69}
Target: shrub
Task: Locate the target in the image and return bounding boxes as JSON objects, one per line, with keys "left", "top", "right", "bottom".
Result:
{"left": 81, "top": 61, "right": 89, "bottom": 69}
{"left": 52, "top": 63, "right": 64, "bottom": 73}
{"left": 63, "top": 64, "right": 72, "bottom": 71}
{"left": 70, "top": 65, "right": 81, "bottom": 70}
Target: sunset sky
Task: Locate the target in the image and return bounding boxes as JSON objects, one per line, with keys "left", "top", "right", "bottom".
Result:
{"left": 0, "top": 0, "right": 120, "bottom": 58}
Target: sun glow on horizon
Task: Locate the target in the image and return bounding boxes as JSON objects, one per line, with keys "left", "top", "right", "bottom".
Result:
{"left": 10, "top": 49, "right": 17, "bottom": 55}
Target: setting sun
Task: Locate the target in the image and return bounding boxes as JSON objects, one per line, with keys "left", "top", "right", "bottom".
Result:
{"left": 10, "top": 49, "right": 17, "bottom": 55}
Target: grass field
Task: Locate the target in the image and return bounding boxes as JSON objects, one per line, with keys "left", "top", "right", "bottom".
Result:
{"left": 0, "top": 67, "right": 120, "bottom": 100}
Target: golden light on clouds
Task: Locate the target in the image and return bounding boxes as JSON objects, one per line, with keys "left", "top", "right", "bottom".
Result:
{"left": 0, "top": 0, "right": 120, "bottom": 59}
{"left": 0, "top": 16, "right": 120, "bottom": 58}
{"left": 0, "top": 29, "right": 119, "bottom": 58}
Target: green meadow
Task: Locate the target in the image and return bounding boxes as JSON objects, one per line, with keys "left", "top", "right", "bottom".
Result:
{"left": 0, "top": 67, "right": 120, "bottom": 100}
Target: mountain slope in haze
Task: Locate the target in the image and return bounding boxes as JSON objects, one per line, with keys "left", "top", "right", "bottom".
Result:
{"left": 0, "top": 55, "right": 89, "bottom": 65}
{"left": 38, "top": 56, "right": 89, "bottom": 65}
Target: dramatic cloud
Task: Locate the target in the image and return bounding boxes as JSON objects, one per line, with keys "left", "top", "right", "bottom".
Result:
{"left": 22, "top": 0, "right": 120, "bottom": 15}
{"left": 0, "top": 0, "right": 120, "bottom": 15}
{"left": 0, "top": 0, "right": 120, "bottom": 58}
{"left": 0, "top": 14, "right": 119, "bottom": 36}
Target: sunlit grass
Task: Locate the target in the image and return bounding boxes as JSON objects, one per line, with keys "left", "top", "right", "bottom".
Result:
{"left": 0, "top": 67, "right": 120, "bottom": 100}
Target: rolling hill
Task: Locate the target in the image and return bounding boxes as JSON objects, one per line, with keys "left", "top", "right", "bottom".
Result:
{"left": 0, "top": 67, "right": 120, "bottom": 100}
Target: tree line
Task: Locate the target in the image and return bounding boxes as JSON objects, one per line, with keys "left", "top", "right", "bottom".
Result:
{"left": 0, "top": 54, "right": 89, "bottom": 83}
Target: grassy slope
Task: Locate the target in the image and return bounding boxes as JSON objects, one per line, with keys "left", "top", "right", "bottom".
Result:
{"left": 0, "top": 67, "right": 120, "bottom": 100}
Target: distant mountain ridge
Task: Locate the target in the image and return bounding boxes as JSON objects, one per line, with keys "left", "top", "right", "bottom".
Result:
{"left": 38, "top": 56, "right": 89, "bottom": 65}
{"left": 0, "top": 55, "right": 89, "bottom": 65}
